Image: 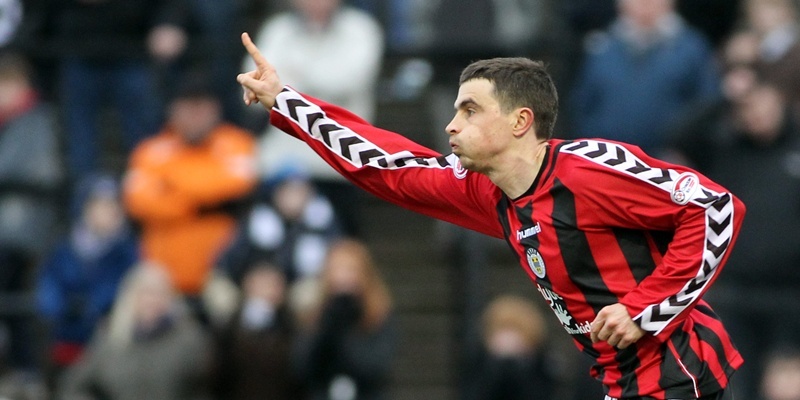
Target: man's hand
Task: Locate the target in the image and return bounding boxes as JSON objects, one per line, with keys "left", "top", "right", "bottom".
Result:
{"left": 237, "top": 32, "right": 283, "bottom": 109}
{"left": 590, "top": 303, "right": 645, "bottom": 349}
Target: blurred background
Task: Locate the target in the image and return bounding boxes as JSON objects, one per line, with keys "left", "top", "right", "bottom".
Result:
{"left": 1, "top": 0, "right": 800, "bottom": 399}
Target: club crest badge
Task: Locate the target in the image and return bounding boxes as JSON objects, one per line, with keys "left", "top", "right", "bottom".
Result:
{"left": 446, "top": 153, "right": 468, "bottom": 179}
{"left": 671, "top": 172, "right": 699, "bottom": 205}
{"left": 526, "top": 248, "right": 546, "bottom": 279}
{"left": 453, "top": 159, "right": 467, "bottom": 179}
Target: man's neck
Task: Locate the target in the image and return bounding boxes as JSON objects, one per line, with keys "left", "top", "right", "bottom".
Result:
{"left": 615, "top": 12, "right": 681, "bottom": 51}
{"left": 487, "top": 140, "right": 549, "bottom": 199}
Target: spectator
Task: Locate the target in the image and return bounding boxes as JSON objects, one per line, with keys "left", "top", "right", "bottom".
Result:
{"left": 569, "top": 0, "right": 720, "bottom": 155}
{"left": 246, "top": 0, "right": 382, "bottom": 124}
{"left": 672, "top": 78, "right": 800, "bottom": 399}
{"left": 0, "top": 51, "right": 64, "bottom": 372}
{"left": 665, "top": 30, "right": 761, "bottom": 169}
{"left": 36, "top": 174, "right": 138, "bottom": 384}
{"left": 57, "top": 262, "right": 211, "bottom": 400}
{"left": 123, "top": 72, "right": 257, "bottom": 301}
{"left": 292, "top": 239, "right": 396, "bottom": 400}
{"left": 212, "top": 262, "right": 301, "bottom": 400}
{"left": 743, "top": 0, "right": 800, "bottom": 110}
{"left": 29, "top": 0, "right": 189, "bottom": 179}
{"left": 218, "top": 166, "right": 342, "bottom": 284}
{"left": 462, "top": 295, "right": 558, "bottom": 400}
{"left": 244, "top": 0, "right": 384, "bottom": 235}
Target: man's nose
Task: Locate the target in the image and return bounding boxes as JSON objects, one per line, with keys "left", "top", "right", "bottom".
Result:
{"left": 445, "top": 116, "right": 459, "bottom": 135}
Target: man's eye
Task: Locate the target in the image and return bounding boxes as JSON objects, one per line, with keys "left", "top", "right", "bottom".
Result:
{"left": 466, "top": 108, "right": 476, "bottom": 116}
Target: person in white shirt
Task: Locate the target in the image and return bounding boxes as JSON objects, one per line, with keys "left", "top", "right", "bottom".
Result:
{"left": 243, "top": 0, "right": 384, "bottom": 235}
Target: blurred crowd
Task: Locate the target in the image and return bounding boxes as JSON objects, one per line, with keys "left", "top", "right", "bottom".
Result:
{"left": 0, "top": 0, "right": 798, "bottom": 399}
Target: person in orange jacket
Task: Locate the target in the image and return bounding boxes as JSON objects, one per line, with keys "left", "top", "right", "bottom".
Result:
{"left": 124, "top": 71, "right": 257, "bottom": 297}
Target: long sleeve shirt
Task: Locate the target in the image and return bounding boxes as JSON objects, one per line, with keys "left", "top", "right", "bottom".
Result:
{"left": 268, "top": 88, "right": 745, "bottom": 398}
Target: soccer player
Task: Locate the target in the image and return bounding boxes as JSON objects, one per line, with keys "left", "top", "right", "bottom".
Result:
{"left": 237, "top": 33, "right": 745, "bottom": 400}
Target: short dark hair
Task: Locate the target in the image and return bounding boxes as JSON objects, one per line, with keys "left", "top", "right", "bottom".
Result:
{"left": 459, "top": 57, "right": 559, "bottom": 139}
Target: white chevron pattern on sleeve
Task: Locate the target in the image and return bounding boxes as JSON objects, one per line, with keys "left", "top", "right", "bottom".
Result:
{"left": 274, "top": 88, "right": 455, "bottom": 171}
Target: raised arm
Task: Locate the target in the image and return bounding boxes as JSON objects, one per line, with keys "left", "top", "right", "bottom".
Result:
{"left": 236, "top": 33, "right": 504, "bottom": 238}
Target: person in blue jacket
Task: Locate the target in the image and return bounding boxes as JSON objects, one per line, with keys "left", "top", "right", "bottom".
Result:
{"left": 568, "top": 0, "right": 721, "bottom": 156}
{"left": 36, "top": 174, "right": 139, "bottom": 382}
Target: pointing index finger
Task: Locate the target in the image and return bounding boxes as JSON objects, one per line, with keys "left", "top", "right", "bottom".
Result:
{"left": 241, "top": 32, "right": 270, "bottom": 70}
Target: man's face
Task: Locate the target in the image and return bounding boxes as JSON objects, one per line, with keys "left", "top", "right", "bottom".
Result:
{"left": 243, "top": 266, "right": 286, "bottom": 307}
{"left": 748, "top": 0, "right": 793, "bottom": 35}
{"left": 737, "top": 85, "right": 785, "bottom": 143}
{"left": 84, "top": 195, "right": 124, "bottom": 239}
{"left": 619, "top": 0, "right": 674, "bottom": 29}
{"left": 445, "top": 78, "right": 514, "bottom": 173}
{"left": 292, "top": 0, "right": 341, "bottom": 25}
{"left": 168, "top": 96, "right": 221, "bottom": 144}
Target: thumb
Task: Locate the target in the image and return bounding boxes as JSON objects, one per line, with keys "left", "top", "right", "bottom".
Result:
{"left": 590, "top": 311, "right": 608, "bottom": 343}
{"left": 237, "top": 74, "right": 259, "bottom": 105}
{"left": 236, "top": 72, "right": 258, "bottom": 88}
{"left": 237, "top": 73, "right": 274, "bottom": 108}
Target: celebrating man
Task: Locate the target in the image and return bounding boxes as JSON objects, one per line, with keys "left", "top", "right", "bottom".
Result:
{"left": 238, "top": 33, "right": 744, "bottom": 399}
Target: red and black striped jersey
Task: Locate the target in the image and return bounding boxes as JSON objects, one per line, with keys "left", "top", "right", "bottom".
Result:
{"left": 269, "top": 87, "right": 745, "bottom": 399}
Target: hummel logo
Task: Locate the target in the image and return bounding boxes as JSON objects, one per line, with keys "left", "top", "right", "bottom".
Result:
{"left": 517, "top": 222, "right": 542, "bottom": 241}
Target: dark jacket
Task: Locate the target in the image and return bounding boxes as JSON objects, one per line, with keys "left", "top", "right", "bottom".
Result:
{"left": 213, "top": 306, "right": 301, "bottom": 400}
{"left": 675, "top": 107, "right": 800, "bottom": 286}
{"left": 292, "top": 295, "right": 396, "bottom": 400}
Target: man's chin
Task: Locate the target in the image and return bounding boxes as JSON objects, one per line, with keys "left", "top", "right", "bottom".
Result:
{"left": 456, "top": 155, "right": 478, "bottom": 172}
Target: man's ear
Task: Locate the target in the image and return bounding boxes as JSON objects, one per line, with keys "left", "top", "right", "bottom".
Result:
{"left": 511, "top": 107, "right": 535, "bottom": 138}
